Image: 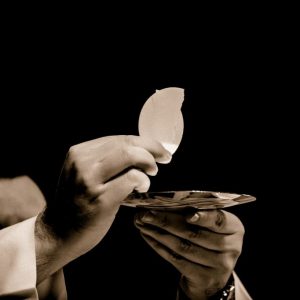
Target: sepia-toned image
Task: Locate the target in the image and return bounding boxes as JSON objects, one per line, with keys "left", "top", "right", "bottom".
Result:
{"left": 0, "top": 46, "right": 257, "bottom": 299}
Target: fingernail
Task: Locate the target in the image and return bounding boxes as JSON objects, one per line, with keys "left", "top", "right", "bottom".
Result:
{"left": 142, "top": 211, "right": 155, "bottom": 223}
{"left": 150, "top": 210, "right": 159, "bottom": 215}
{"left": 188, "top": 212, "right": 202, "bottom": 223}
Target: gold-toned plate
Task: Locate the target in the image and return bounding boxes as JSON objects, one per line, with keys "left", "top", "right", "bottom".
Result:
{"left": 122, "top": 190, "right": 256, "bottom": 210}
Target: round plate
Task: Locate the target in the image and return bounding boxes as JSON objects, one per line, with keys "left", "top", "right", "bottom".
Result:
{"left": 122, "top": 190, "right": 256, "bottom": 210}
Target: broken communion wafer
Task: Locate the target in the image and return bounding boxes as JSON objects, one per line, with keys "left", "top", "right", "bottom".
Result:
{"left": 138, "top": 87, "right": 184, "bottom": 155}
{"left": 122, "top": 87, "right": 256, "bottom": 209}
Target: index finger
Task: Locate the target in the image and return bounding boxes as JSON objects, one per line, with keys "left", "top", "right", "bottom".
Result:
{"left": 86, "top": 135, "right": 172, "bottom": 164}
{"left": 92, "top": 135, "right": 172, "bottom": 183}
{"left": 186, "top": 210, "right": 245, "bottom": 234}
{"left": 125, "top": 135, "right": 172, "bottom": 164}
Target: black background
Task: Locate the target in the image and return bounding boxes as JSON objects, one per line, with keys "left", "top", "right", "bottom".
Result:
{"left": 1, "top": 42, "right": 259, "bottom": 299}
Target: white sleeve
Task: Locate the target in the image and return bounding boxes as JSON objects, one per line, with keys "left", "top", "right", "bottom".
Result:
{"left": 233, "top": 272, "right": 253, "bottom": 300}
{"left": 0, "top": 216, "right": 67, "bottom": 299}
{"left": 0, "top": 216, "right": 38, "bottom": 298}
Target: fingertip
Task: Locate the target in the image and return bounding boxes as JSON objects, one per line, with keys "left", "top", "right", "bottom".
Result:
{"left": 135, "top": 178, "right": 151, "bottom": 193}
{"left": 156, "top": 155, "right": 172, "bottom": 164}
{"left": 156, "top": 151, "right": 172, "bottom": 164}
{"left": 134, "top": 218, "right": 144, "bottom": 227}
{"left": 137, "top": 136, "right": 173, "bottom": 164}
{"left": 140, "top": 232, "right": 148, "bottom": 240}
{"left": 146, "top": 166, "right": 159, "bottom": 176}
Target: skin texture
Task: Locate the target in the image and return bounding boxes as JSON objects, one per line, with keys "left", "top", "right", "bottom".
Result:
{"left": 35, "top": 135, "right": 172, "bottom": 283}
{"left": 0, "top": 176, "right": 65, "bottom": 299}
{"left": 1, "top": 135, "right": 245, "bottom": 299}
{"left": 134, "top": 209, "right": 244, "bottom": 300}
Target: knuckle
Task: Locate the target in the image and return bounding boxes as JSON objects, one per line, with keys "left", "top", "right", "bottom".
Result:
{"left": 231, "top": 214, "right": 245, "bottom": 235}
{"left": 120, "top": 146, "right": 132, "bottom": 163}
{"left": 94, "top": 183, "right": 106, "bottom": 198}
{"left": 169, "top": 250, "right": 183, "bottom": 263}
{"left": 134, "top": 213, "right": 141, "bottom": 225}
{"left": 76, "top": 165, "right": 93, "bottom": 183}
{"left": 188, "top": 228, "right": 202, "bottom": 240}
{"left": 239, "top": 222, "right": 245, "bottom": 236}
{"left": 218, "top": 253, "right": 234, "bottom": 272}
{"left": 126, "top": 168, "right": 141, "bottom": 182}
{"left": 216, "top": 236, "right": 228, "bottom": 250}
{"left": 68, "top": 146, "right": 79, "bottom": 160}
{"left": 178, "top": 239, "right": 193, "bottom": 252}
{"left": 123, "top": 135, "right": 135, "bottom": 146}
{"left": 230, "top": 248, "right": 242, "bottom": 260}
{"left": 157, "top": 215, "right": 169, "bottom": 228}
{"left": 215, "top": 210, "right": 226, "bottom": 228}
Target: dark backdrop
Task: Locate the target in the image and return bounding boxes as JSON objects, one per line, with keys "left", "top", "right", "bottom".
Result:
{"left": 1, "top": 54, "right": 258, "bottom": 299}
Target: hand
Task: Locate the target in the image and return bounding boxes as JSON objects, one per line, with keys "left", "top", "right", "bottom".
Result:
{"left": 0, "top": 176, "right": 45, "bottom": 228}
{"left": 36, "top": 135, "right": 171, "bottom": 282}
{"left": 134, "top": 209, "right": 244, "bottom": 300}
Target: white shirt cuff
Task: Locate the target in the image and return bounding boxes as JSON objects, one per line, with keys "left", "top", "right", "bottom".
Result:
{"left": 0, "top": 216, "right": 38, "bottom": 298}
{"left": 233, "top": 272, "right": 253, "bottom": 300}
{"left": 0, "top": 216, "right": 67, "bottom": 299}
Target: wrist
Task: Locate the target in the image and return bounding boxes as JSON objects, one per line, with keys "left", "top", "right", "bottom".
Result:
{"left": 208, "top": 274, "right": 235, "bottom": 300}
{"left": 34, "top": 213, "right": 70, "bottom": 284}
{"left": 177, "top": 274, "right": 235, "bottom": 300}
